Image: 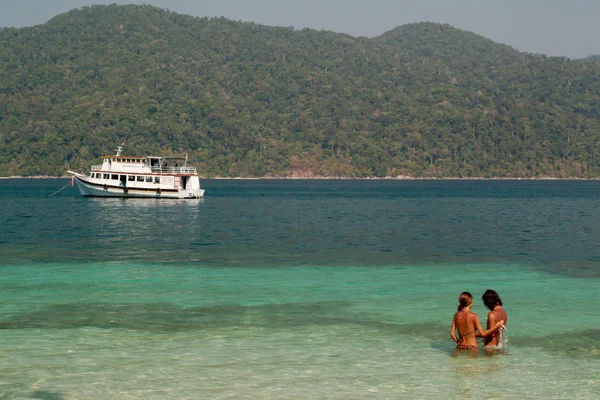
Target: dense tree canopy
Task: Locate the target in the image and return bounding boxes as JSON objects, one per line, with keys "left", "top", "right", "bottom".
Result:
{"left": 1, "top": 4, "right": 600, "bottom": 178}
{"left": 583, "top": 55, "right": 600, "bottom": 63}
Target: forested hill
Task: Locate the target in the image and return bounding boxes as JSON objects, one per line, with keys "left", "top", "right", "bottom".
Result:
{"left": 1, "top": 5, "right": 600, "bottom": 178}
{"left": 583, "top": 54, "right": 600, "bottom": 63}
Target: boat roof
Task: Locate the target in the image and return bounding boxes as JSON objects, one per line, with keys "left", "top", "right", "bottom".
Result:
{"left": 101, "top": 155, "right": 187, "bottom": 160}
{"left": 102, "top": 155, "right": 144, "bottom": 159}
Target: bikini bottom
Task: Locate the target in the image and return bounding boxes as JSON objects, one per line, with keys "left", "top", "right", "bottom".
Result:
{"left": 456, "top": 344, "right": 478, "bottom": 350}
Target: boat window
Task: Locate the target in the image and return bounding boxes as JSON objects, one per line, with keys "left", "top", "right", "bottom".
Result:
{"left": 120, "top": 175, "right": 126, "bottom": 180}
{"left": 111, "top": 174, "right": 118, "bottom": 180}
{"left": 154, "top": 177, "right": 160, "bottom": 183}
{"left": 103, "top": 174, "right": 109, "bottom": 179}
{"left": 128, "top": 175, "right": 135, "bottom": 181}
{"left": 137, "top": 176, "right": 144, "bottom": 182}
{"left": 145, "top": 176, "right": 152, "bottom": 182}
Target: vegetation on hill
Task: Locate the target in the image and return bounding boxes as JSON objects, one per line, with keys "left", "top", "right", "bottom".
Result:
{"left": 582, "top": 54, "right": 600, "bottom": 63}
{"left": 1, "top": 4, "right": 600, "bottom": 178}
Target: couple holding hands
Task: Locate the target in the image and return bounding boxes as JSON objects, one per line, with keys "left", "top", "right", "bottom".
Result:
{"left": 450, "top": 289, "right": 508, "bottom": 350}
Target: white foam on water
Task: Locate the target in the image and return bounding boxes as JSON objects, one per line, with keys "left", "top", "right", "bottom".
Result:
{"left": 498, "top": 326, "right": 509, "bottom": 348}
{"left": 485, "top": 326, "right": 509, "bottom": 351}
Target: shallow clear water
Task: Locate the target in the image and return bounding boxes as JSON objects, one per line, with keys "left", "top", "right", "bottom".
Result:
{"left": 1, "top": 179, "right": 600, "bottom": 399}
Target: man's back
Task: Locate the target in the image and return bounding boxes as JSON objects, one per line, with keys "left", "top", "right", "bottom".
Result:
{"left": 484, "top": 306, "right": 507, "bottom": 347}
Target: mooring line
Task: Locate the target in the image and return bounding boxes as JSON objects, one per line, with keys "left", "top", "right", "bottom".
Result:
{"left": 48, "top": 178, "right": 73, "bottom": 197}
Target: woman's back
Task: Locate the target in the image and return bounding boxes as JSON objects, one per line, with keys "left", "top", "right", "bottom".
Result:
{"left": 453, "top": 309, "right": 479, "bottom": 347}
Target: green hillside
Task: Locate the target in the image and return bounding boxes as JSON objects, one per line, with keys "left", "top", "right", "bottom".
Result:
{"left": 1, "top": 4, "right": 600, "bottom": 178}
{"left": 582, "top": 54, "right": 600, "bottom": 63}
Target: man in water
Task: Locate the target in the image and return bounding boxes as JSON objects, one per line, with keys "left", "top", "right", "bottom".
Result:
{"left": 481, "top": 289, "right": 508, "bottom": 348}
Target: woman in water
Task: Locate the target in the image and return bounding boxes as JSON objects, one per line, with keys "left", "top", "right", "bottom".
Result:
{"left": 481, "top": 289, "right": 508, "bottom": 348}
{"left": 450, "top": 292, "right": 504, "bottom": 350}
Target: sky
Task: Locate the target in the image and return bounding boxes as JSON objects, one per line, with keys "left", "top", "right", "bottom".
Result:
{"left": 0, "top": 0, "right": 598, "bottom": 59}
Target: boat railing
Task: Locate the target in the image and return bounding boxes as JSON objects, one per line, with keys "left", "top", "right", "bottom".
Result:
{"left": 91, "top": 165, "right": 103, "bottom": 171}
{"left": 151, "top": 166, "right": 197, "bottom": 174}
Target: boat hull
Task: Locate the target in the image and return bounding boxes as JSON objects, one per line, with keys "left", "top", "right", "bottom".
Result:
{"left": 69, "top": 172, "right": 204, "bottom": 199}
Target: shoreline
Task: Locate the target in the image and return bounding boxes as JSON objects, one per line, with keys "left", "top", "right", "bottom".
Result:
{"left": 2, "top": 175, "right": 599, "bottom": 181}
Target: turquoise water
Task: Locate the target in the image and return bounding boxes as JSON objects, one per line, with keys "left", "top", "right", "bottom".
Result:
{"left": 1, "top": 179, "right": 600, "bottom": 399}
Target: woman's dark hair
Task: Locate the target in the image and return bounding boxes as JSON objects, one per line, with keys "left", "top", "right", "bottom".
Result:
{"left": 482, "top": 289, "right": 503, "bottom": 310}
{"left": 457, "top": 292, "right": 473, "bottom": 312}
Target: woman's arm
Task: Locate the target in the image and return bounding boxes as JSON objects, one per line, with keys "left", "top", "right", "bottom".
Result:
{"left": 486, "top": 311, "right": 497, "bottom": 331}
{"left": 475, "top": 314, "right": 503, "bottom": 338}
{"left": 450, "top": 318, "right": 458, "bottom": 343}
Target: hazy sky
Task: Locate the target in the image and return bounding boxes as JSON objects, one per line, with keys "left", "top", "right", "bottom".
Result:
{"left": 0, "top": 0, "right": 598, "bottom": 59}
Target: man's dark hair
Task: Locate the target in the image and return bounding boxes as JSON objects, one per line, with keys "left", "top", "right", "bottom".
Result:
{"left": 482, "top": 289, "right": 502, "bottom": 310}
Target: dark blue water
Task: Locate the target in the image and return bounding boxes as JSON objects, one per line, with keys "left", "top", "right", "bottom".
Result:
{"left": 2, "top": 179, "right": 600, "bottom": 275}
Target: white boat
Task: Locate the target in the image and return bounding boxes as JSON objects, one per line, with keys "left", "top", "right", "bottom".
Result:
{"left": 68, "top": 145, "right": 205, "bottom": 199}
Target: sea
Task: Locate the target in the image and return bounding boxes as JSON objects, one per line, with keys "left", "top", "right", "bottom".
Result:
{"left": 1, "top": 178, "right": 599, "bottom": 399}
